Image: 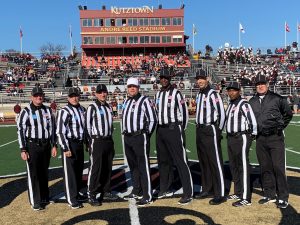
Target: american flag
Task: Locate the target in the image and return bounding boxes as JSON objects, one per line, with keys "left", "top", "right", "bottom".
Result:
{"left": 285, "top": 22, "right": 290, "bottom": 32}
{"left": 20, "top": 27, "right": 23, "bottom": 38}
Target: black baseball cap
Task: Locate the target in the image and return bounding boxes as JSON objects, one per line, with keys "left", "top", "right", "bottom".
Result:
{"left": 255, "top": 74, "right": 268, "bottom": 85}
{"left": 68, "top": 87, "right": 80, "bottom": 97}
{"left": 160, "top": 68, "right": 172, "bottom": 78}
{"left": 226, "top": 81, "right": 241, "bottom": 90}
{"left": 31, "top": 86, "right": 44, "bottom": 96}
{"left": 195, "top": 69, "right": 207, "bottom": 79}
{"left": 96, "top": 84, "right": 108, "bottom": 93}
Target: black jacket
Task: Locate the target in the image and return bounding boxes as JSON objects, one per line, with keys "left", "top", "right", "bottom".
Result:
{"left": 249, "top": 90, "right": 293, "bottom": 133}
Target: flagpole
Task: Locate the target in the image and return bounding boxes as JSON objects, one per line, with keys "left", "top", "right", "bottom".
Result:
{"left": 20, "top": 27, "right": 23, "bottom": 55}
{"left": 285, "top": 22, "right": 287, "bottom": 48}
{"left": 192, "top": 24, "right": 195, "bottom": 54}
{"left": 69, "top": 25, "right": 73, "bottom": 56}
{"left": 297, "top": 21, "right": 299, "bottom": 47}
{"left": 239, "top": 23, "right": 241, "bottom": 47}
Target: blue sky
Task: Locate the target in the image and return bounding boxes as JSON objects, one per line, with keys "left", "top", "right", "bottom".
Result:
{"left": 1, "top": 0, "right": 300, "bottom": 55}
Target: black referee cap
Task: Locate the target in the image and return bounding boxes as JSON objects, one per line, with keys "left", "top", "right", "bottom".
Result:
{"left": 96, "top": 84, "right": 108, "bottom": 93}
{"left": 255, "top": 74, "right": 268, "bottom": 85}
{"left": 31, "top": 86, "right": 44, "bottom": 96}
{"left": 68, "top": 87, "right": 80, "bottom": 97}
{"left": 195, "top": 69, "right": 207, "bottom": 79}
{"left": 226, "top": 81, "right": 241, "bottom": 90}
{"left": 160, "top": 68, "right": 172, "bottom": 78}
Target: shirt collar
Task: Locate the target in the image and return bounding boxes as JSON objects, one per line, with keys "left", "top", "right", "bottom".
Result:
{"left": 199, "top": 85, "right": 211, "bottom": 95}
{"left": 128, "top": 92, "right": 141, "bottom": 101}
{"left": 30, "top": 102, "right": 45, "bottom": 111}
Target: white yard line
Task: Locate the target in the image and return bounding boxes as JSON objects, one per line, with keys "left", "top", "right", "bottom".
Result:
{"left": 129, "top": 199, "right": 141, "bottom": 225}
{"left": 0, "top": 139, "right": 18, "bottom": 148}
{"left": 286, "top": 148, "right": 300, "bottom": 155}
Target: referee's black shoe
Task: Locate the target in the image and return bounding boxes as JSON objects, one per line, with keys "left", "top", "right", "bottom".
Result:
{"left": 31, "top": 204, "right": 44, "bottom": 211}
{"left": 77, "top": 194, "right": 88, "bottom": 202}
{"left": 194, "top": 191, "right": 211, "bottom": 199}
{"left": 102, "top": 192, "right": 119, "bottom": 201}
{"left": 69, "top": 202, "right": 83, "bottom": 209}
{"left": 88, "top": 197, "right": 101, "bottom": 206}
{"left": 178, "top": 196, "right": 193, "bottom": 205}
{"left": 209, "top": 197, "right": 227, "bottom": 205}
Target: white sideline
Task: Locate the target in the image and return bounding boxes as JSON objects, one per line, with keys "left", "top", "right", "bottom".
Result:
{"left": 0, "top": 139, "right": 18, "bottom": 148}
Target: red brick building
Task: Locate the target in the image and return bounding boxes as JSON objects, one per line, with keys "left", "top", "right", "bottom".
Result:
{"left": 79, "top": 5, "right": 189, "bottom": 68}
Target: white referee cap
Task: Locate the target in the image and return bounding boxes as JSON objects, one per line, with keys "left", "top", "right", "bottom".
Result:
{"left": 127, "top": 77, "right": 139, "bottom": 87}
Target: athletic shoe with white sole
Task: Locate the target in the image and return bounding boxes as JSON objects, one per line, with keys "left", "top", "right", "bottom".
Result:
{"left": 232, "top": 199, "right": 252, "bottom": 207}
{"left": 136, "top": 199, "right": 153, "bottom": 207}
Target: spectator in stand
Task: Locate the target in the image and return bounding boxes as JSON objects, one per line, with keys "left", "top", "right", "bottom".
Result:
{"left": 292, "top": 92, "right": 299, "bottom": 114}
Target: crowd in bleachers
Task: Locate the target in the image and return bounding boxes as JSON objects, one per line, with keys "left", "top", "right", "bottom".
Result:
{"left": 230, "top": 64, "right": 300, "bottom": 87}
{"left": 216, "top": 46, "right": 262, "bottom": 65}
{"left": 82, "top": 52, "right": 191, "bottom": 70}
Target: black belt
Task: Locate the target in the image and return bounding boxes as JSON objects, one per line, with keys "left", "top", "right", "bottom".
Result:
{"left": 196, "top": 122, "right": 217, "bottom": 128}
{"left": 123, "top": 130, "right": 145, "bottom": 137}
{"left": 227, "top": 131, "right": 250, "bottom": 137}
{"left": 259, "top": 128, "right": 281, "bottom": 137}
{"left": 67, "top": 138, "right": 83, "bottom": 144}
{"left": 92, "top": 135, "right": 112, "bottom": 140}
{"left": 158, "top": 122, "right": 181, "bottom": 129}
{"left": 28, "top": 138, "right": 50, "bottom": 144}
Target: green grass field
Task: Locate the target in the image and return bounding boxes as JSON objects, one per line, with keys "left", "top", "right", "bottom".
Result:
{"left": 1, "top": 117, "right": 300, "bottom": 176}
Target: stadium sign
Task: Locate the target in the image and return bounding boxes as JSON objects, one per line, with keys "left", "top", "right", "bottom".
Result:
{"left": 97, "top": 26, "right": 166, "bottom": 33}
{"left": 111, "top": 6, "right": 154, "bottom": 14}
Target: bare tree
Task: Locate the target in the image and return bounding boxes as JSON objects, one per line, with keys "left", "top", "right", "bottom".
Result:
{"left": 40, "top": 42, "right": 66, "bottom": 56}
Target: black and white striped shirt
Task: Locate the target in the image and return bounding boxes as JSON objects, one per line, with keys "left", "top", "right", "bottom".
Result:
{"left": 85, "top": 100, "right": 113, "bottom": 142}
{"left": 56, "top": 103, "right": 86, "bottom": 151}
{"left": 195, "top": 86, "right": 225, "bottom": 130}
{"left": 226, "top": 97, "right": 257, "bottom": 135}
{"left": 155, "top": 86, "right": 188, "bottom": 129}
{"left": 122, "top": 93, "right": 157, "bottom": 134}
{"left": 17, "top": 103, "right": 56, "bottom": 150}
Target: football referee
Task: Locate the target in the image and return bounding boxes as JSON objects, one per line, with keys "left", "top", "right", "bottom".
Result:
{"left": 225, "top": 81, "right": 257, "bottom": 207}
{"left": 17, "top": 86, "right": 57, "bottom": 211}
{"left": 85, "top": 84, "right": 117, "bottom": 206}
{"left": 56, "top": 87, "right": 86, "bottom": 209}
{"left": 194, "top": 69, "right": 226, "bottom": 205}
{"left": 122, "top": 77, "right": 157, "bottom": 207}
{"left": 155, "top": 68, "right": 193, "bottom": 205}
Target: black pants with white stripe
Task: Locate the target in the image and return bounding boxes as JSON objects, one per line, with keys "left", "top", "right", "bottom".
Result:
{"left": 227, "top": 134, "right": 252, "bottom": 201}
{"left": 62, "top": 139, "right": 84, "bottom": 205}
{"left": 26, "top": 140, "right": 51, "bottom": 206}
{"left": 156, "top": 125, "right": 193, "bottom": 198}
{"left": 87, "top": 138, "right": 115, "bottom": 198}
{"left": 124, "top": 133, "right": 152, "bottom": 200}
{"left": 196, "top": 125, "right": 225, "bottom": 198}
{"left": 256, "top": 133, "right": 289, "bottom": 201}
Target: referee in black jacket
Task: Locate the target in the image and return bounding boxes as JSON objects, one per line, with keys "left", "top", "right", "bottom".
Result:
{"left": 17, "top": 86, "right": 57, "bottom": 211}
{"left": 194, "top": 69, "right": 226, "bottom": 205}
{"left": 225, "top": 81, "right": 257, "bottom": 207}
{"left": 57, "top": 87, "right": 86, "bottom": 209}
{"left": 122, "top": 77, "right": 157, "bottom": 207}
{"left": 249, "top": 74, "right": 293, "bottom": 209}
{"left": 85, "top": 84, "right": 117, "bottom": 206}
{"left": 155, "top": 68, "right": 193, "bottom": 205}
